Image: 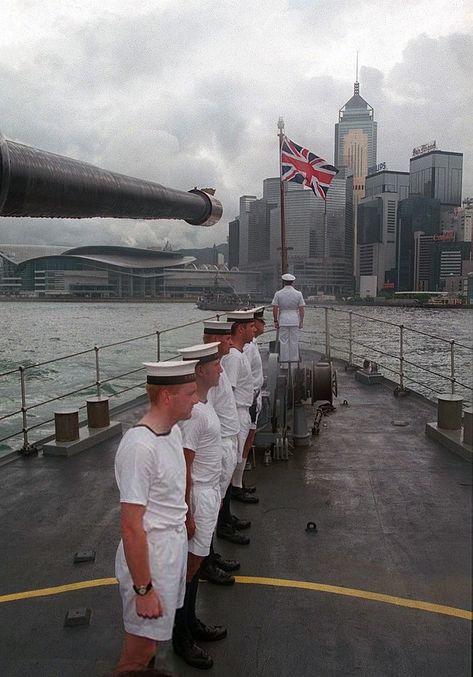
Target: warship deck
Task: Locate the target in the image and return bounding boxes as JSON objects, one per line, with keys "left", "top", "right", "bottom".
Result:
{"left": 0, "top": 357, "right": 471, "bottom": 677}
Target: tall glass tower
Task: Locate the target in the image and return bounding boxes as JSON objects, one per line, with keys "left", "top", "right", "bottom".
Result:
{"left": 335, "top": 80, "right": 377, "bottom": 279}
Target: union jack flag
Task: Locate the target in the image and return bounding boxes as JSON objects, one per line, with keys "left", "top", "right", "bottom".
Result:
{"left": 281, "top": 136, "right": 339, "bottom": 200}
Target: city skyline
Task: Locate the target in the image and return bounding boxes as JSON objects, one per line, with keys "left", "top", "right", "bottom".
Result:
{"left": 0, "top": 1, "right": 471, "bottom": 251}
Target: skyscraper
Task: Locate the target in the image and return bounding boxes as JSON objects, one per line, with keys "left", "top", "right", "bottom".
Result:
{"left": 335, "top": 78, "right": 377, "bottom": 278}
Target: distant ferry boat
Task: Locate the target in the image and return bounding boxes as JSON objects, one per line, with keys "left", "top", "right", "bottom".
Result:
{"left": 196, "top": 290, "right": 249, "bottom": 311}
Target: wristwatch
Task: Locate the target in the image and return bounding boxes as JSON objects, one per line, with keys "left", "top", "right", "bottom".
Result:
{"left": 133, "top": 581, "right": 153, "bottom": 596}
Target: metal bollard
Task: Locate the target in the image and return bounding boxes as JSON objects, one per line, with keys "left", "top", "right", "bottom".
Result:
{"left": 437, "top": 394, "right": 463, "bottom": 431}
{"left": 54, "top": 409, "right": 80, "bottom": 442}
{"left": 463, "top": 408, "right": 472, "bottom": 447}
{"left": 86, "top": 397, "right": 110, "bottom": 429}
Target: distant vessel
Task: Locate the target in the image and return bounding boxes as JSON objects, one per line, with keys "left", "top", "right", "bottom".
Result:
{"left": 196, "top": 289, "right": 249, "bottom": 311}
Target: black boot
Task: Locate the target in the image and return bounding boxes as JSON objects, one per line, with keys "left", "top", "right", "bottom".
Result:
{"left": 231, "top": 486, "right": 259, "bottom": 504}
{"left": 199, "top": 556, "right": 235, "bottom": 586}
{"left": 231, "top": 514, "right": 251, "bottom": 530}
{"left": 216, "top": 523, "right": 250, "bottom": 545}
{"left": 213, "top": 551, "right": 241, "bottom": 572}
{"left": 172, "top": 583, "right": 213, "bottom": 670}
{"left": 188, "top": 572, "right": 227, "bottom": 644}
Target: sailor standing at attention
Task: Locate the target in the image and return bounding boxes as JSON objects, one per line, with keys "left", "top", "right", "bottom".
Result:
{"left": 114, "top": 360, "right": 198, "bottom": 676}
{"left": 242, "top": 306, "right": 266, "bottom": 465}
{"left": 222, "top": 309, "right": 259, "bottom": 505}
{"left": 173, "top": 342, "right": 227, "bottom": 670}
{"left": 201, "top": 320, "right": 251, "bottom": 554}
{"left": 272, "top": 273, "right": 306, "bottom": 364}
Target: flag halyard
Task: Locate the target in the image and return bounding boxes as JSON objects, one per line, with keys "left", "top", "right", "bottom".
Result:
{"left": 281, "top": 136, "right": 339, "bottom": 200}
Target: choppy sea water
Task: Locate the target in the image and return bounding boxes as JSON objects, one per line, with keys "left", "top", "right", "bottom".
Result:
{"left": 1, "top": 301, "right": 472, "bottom": 455}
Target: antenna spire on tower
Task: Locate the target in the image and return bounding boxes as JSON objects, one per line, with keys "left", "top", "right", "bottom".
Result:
{"left": 354, "top": 51, "right": 360, "bottom": 95}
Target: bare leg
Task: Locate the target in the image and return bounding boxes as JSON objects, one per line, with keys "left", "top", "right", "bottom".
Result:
{"left": 115, "top": 632, "right": 157, "bottom": 673}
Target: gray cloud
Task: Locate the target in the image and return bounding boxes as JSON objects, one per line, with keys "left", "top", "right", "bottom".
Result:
{"left": 0, "top": 4, "right": 471, "bottom": 250}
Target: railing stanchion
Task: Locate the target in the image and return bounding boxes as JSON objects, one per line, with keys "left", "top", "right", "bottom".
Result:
{"left": 94, "top": 346, "right": 101, "bottom": 399}
{"left": 18, "top": 366, "right": 34, "bottom": 454}
{"left": 450, "top": 340, "right": 455, "bottom": 394}
{"left": 324, "top": 308, "right": 331, "bottom": 360}
{"left": 156, "top": 331, "right": 161, "bottom": 361}
{"left": 348, "top": 311, "right": 353, "bottom": 367}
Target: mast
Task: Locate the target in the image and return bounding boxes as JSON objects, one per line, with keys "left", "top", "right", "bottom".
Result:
{"left": 278, "top": 117, "right": 288, "bottom": 274}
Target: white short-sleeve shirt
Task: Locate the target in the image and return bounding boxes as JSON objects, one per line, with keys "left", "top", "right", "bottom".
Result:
{"left": 179, "top": 401, "right": 222, "bottom": 486}
{"left": 114, "top": 425, "right": 187, "bottom": 532}
{"left": 221, "top": 346, "right": 254, "bottom": 408}
{"left": 272, "top": 286, "right": 306, "bottom": 326}
{"left": 208, "top": 370, "right": 240, "bottom": 438}
{"left": 243, "top": 338, "right": 264, "bottom": 391}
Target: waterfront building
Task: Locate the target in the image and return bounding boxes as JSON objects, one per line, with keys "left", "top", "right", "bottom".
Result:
{"left": 228, "top": 218, "right": 240, "bottom": 268}
{"left": 413, "top": 231, "right": 471, "bottom": 291}
{"left": 236, "top": 195, "right": 257, "bottom": 268}
{"left": 334, "top": 79, "right": 377, "bottom": 277}
{"left": 409, "top": 148, "right": 463, "bottom": 219}
{"left": 396, "top": 197, "right": 441, "bottom": 291}
{"left": 235, "top": 171, "right": 353, "bottom": 295}
{"left": 0, "top": 245, "right": 259, "bottom": 298}
{"left": 357, "top": 170, "right": 409, "bottom": 293}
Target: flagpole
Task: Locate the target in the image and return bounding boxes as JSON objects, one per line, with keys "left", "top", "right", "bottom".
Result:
{"left": 278, "top": 117, "right": 288, "bottom": 275}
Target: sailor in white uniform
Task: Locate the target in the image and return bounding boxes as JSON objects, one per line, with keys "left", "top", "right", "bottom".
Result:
{"left": 272, "top": 273, "right": 306, "bottom": 364}
{"left": 203, "top": 320, "right": 251, "bottom": 553}
{"left": 114, "top": 360, "right": 198, "bottom": 675}
{"left": 222, "top": 309, "right": 259, "bottom": 505}
{"left": 173, "top": 342, "right": 227, "bottom": 671}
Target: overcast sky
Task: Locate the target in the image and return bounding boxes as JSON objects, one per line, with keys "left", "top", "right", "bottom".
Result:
{"left": 1, "top": 0, "right": 472, "bottom": 250}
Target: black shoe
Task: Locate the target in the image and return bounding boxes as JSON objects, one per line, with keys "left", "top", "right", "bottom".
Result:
{"left": 243, "top": 483, "right": 257, "bottom": 493}
{"left": 217, "top": 523, "right": 250, "bottom": 545}
{"left": 213, "top": 552, "right": 241, "bottom": 572}
{"left": 200, "top": 560, "right": 235, "bottom": 586}
{"left": 231, "top": 487, "right": 259, "bottom": 504}
{"left": 173, "top": 629, "right": 213, "bottom": 669}
{"left": 231, "top": 514, "right": 251, "bottom": 530}
{"left": 190, "top": 618, "right": 227, "bottom": 642}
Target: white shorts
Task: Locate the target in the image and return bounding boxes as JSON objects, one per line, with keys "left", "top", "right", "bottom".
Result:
{"left": 115, "top": 526, "right": 187, "bottom": 641}
{"left": 220, "top": 434, "right": 239, "bottom": 496}
{"left": 237, "top": 407, "right": 251, "bottom": 463}
{"left": 188, "top": 484, "right": 221, "bottom": 557}
{"left": 249, "top": 391, "right": 263, "bottom": 431}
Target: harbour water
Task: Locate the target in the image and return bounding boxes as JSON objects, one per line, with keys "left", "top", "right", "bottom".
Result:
{"left": 1, "top": 301, "right": 472, "bottom": 455}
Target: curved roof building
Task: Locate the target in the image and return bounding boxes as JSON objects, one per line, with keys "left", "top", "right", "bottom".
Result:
{"left": 5, "top": 245, "right": 194, "bottom": 298}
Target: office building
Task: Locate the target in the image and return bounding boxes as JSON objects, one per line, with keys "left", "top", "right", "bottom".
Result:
{"left": 357, "top": 170, "right": 409, "bottom": 292}
{"left": 335, "top": 79, "right": 377, "bottom": 276}
{"left": 409, "top": 148, "right": 463, "bottom": 214}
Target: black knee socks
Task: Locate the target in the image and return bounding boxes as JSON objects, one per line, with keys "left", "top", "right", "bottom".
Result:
{"left": 187, "top": 571, "right": 200, "bottom": 628}
{"left": 217, "top": 485, "right": 232, "bottom": 528}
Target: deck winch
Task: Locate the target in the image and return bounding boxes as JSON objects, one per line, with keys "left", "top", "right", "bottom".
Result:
{"left": 255, "top": 349, "right": 338, "bottom": 460}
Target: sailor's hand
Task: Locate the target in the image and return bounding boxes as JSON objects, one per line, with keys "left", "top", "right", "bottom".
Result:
{"left": 136, "top": 588, "right": 163, "bottom": 619}
{"left": 186, "top": 514, "right": 196, "bottom": 539}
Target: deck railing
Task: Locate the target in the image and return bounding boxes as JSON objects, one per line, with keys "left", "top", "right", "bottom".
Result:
{"left": 0, "top": 306, "right": 472, "bottom": 457}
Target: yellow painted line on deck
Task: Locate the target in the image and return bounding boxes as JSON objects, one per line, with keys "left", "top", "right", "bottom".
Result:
{"left": 0, "top": 575, "right": 471, "bottom": 621}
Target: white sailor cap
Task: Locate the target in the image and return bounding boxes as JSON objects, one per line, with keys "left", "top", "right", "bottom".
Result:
{"left": 227, "top": 309, "right": 255, "bottom": 323}
{"left": 250, "top": 306, "right": 266, "bottom": 319}
{"left": 143, "top": 361, "right": 198, "bottom": 385}
{"left": 203, "top": 320, "right": 233, "bottom": 335}
{"left": 178, "top": 342, "right": 220, "bottom": 364}
{"left": 282, "top": 273, "right": 296, "bottom": 282}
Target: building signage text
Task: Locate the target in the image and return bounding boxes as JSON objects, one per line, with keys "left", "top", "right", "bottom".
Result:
{"left": 368, "top": 162, "right": 386, "bottom": 175}
{"left": 433, "top": 231, "right": 455, "bottom": 242}
{"left": 412, "top": 141, "right": 437, "bottom": 157}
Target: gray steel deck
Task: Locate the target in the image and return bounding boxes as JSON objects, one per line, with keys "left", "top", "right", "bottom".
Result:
{"left": 0, "top": 358, "right": 471, "bottom": 677}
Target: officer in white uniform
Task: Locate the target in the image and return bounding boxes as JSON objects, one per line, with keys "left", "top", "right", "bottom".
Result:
{"left": 114, "top": 360, "right": 198, "bottom": 675}
{"left": 173, "top": 343, "right": 227, "bottom": 671}
{"left": 272, "top": 273, "right": 306, "bottom": 364}
{"left": 222, "top": 309, "right": 259, "bottom": 505}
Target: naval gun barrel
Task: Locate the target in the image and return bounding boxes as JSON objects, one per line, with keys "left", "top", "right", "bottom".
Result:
{"left": 0, "top": 133, "right": 222, "bottom": 226}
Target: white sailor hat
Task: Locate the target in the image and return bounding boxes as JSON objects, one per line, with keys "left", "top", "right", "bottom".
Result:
{"left": 143, "top": 361, "right": 198, "bottom": 385}
{"left": 226, "top": 309, "right": 255, "bottom": 323}
{"left": 178, "top": 342, "right": 220, "bottom": 364}
{"left": 203, "top": 320, "right": 233, "bottom": 335}
{"left": 281, "top": 273, "right": 296, "bottom": 281}
{"left": 251, "top": 306, "right": 266, "bottom": 319}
